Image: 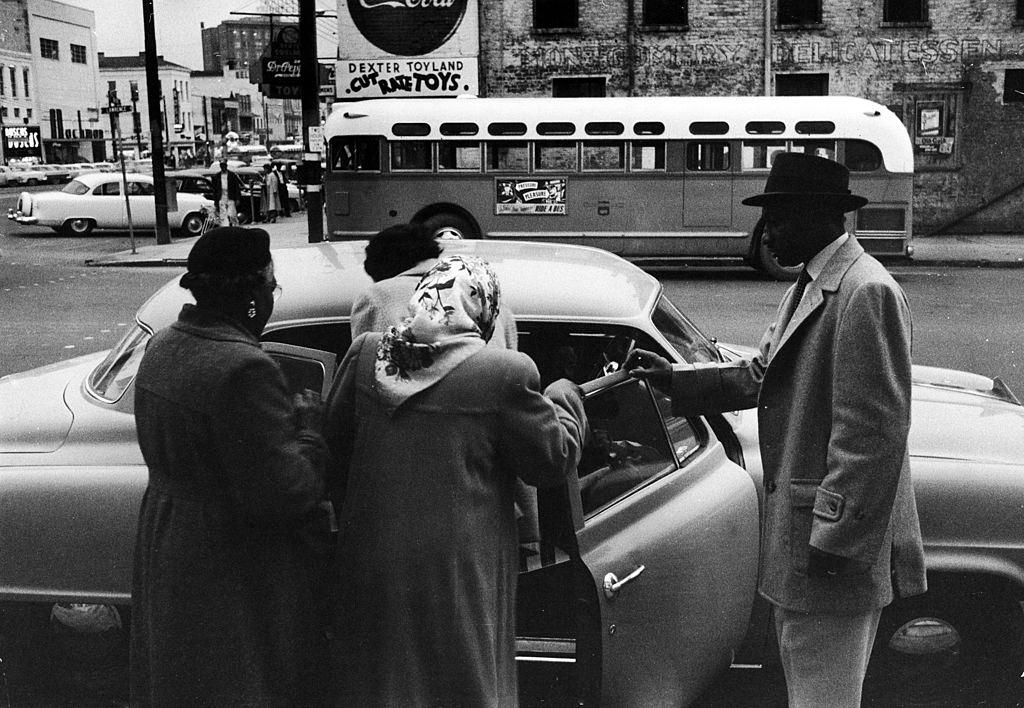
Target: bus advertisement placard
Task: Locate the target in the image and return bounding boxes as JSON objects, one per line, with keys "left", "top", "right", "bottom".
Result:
{"left": 496, "top": 178, "right": 567, "bottom": 215}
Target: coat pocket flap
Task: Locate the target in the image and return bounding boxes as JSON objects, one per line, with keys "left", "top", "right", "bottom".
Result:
{"left": 813, "top": 487, "right": 845, "bottom": 521}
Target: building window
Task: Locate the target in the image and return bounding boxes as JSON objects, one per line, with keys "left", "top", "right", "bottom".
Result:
{"left": 884, "top": 0, "right": 927, "bottom": 23}
{"left": 9, "top": 66, "right": 16, "bottom": 97}
{"left": 0, "top": 66, "right": 4, "bottom": 95}
{"left": 70, "top": 44, "right": 87, "bottom": 64}
{"left": 1005, "top": 70, "right": 1024, "bottom": 103}
{"left": 778, "top": 0, "right": 821, "bottom": 25}
{"left": 14, "top": 107, "right": 20, "bottom": 117}
{"left": 643, "top": 0, "right": 687, "bottom": 26}
{"left": 22, "top": 68, "right": 29, "bottom": 97}
{"left": 552, "top": 77, "right": 607, "bottom": 97}
{"left": 40, "top": 37, "right": 59, "bottom": 60}
{"left": 26, "top": 108, "right": 32, "bottom": 118}
{"left": 775, "top": 73, "right": 829, "bottom": 95}
{"left": 535, "top": 0, "right": 578, "bottom": 30}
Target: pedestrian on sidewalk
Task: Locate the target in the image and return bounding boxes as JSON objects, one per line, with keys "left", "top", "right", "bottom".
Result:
{"left": 210, "top": 160, "right": 242, "bottom": 226}
{"left": 275, "top": 162, "right": 291, "bottom": 217}
{"left": 130, "top": 227, "right": 329, "bottom": 707}
{"left": 626, "top": 152, "right": 926, "bottom": 707}
{"left": 261, "top": 163, "right": 282, "bottom": 223}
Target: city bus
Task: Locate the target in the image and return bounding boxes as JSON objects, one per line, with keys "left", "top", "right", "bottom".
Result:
{"left": 323, "top": 95, "right": 914, "bottom": 279}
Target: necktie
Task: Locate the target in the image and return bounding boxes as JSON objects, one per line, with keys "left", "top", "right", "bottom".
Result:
{"left": 778, "top": 267, "right": 811, "bottom": 338}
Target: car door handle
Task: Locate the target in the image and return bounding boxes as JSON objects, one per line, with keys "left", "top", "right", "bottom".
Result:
{"left": 603, "top": 565, "right": 646, "bottom": 599}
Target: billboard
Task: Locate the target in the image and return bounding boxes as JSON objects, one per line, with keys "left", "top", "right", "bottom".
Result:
{"left": 2, "top": 125, "right": 43, "bottom": 161}
{"left": 337, "top": 0, "right": 479, "bottom": 99}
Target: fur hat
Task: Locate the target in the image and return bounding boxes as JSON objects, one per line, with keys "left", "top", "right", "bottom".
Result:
{"left": 185, "top": 226, "right": 271, "bottom": 277}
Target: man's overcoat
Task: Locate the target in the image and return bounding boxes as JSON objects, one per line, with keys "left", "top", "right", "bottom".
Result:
{"left": 669, "top": 237, "right": 926, "bottom": 613}
{"left": 131, "top": 305, "right": 327, "bottom": 706}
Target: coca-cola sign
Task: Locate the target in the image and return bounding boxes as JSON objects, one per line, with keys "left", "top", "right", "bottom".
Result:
{"left": 347, "top": 0, "right": 468, "bottom": 56}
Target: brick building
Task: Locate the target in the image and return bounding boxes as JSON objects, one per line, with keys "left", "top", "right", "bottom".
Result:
{"left": 476, "top": 0, "right": 1024, "bottom": 234}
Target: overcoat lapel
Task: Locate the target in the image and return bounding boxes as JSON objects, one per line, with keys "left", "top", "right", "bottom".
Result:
{"left": 774, "top": 237, "right": 866, "bottom": 356}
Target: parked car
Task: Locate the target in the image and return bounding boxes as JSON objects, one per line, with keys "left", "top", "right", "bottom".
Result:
{"left": 6, "top": 163, "right": 48, "bottom": 186}
{"left": 6, "top": 171, "right": 213, "bottom": 236}
{"left": 0, "top": 241, "right": 1022, "bottom": 706}
{"left": 232, "top": 165, "right": 303, "bottom": 222}
{"left": 0, "top": 165, "right": 12, "bottom": 187}
{"left": 37, "top": 164, "right": 72, "bottom": 184}
{"left": 167, "top": 168, "right": 214, "bottom": 201}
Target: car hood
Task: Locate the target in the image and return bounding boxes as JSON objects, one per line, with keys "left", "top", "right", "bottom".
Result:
{"left": 0, "top": 358, "right": 77, "bottom": 452}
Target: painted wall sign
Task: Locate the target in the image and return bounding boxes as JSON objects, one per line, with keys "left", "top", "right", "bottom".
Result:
{"left": 346, "top": 0, "right": 469, "bottom": 56}
{"left": 775, "top": 36, "right": 1024, "bottom": 65}
{"left": 339, "top": 57, "right": 476, "bottom": 96}
{"left": 495, "top": 178, "right": 567, "bottom": 215}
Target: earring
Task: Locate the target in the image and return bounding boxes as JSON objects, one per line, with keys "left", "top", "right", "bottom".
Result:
{"left": 247, "top": 300, "right": 256, "bottom": 319}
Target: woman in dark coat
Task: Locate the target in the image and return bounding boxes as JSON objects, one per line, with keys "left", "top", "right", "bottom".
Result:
{"left": 130, "top": 226, "right": 328, "bottom": 707}
{"left": 324, "top": 255, "right": 588, "bottom": 706}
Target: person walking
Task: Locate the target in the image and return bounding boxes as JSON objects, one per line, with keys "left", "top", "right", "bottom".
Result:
{"left": 130, "top": 227, "right": 329, "bottom": 707}
{"left": 261, "top": 162, "right": 282, "bottom": 223}
{"left": 626, "top": 152, "right": 926, "bottom": 707}
{"left": 274, "top": 162, "right": 291, "bottom": 217}
{"left": 323, "top": 255, "right": 587, "bottom": 707}
{"left": 210, "top": 160, "right": 242, "bottom": 226}
{"left": 350, "top": 222, "right": 518, "bottom": 349}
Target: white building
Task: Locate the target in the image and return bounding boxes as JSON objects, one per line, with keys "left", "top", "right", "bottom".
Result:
{"left": 190, "top": 63, "right": 274, "bottom": 162}
{"left": 98, "top": 52, "right": 195, "bottom": 164}
{"left": 2, "top": 0, "right": 106, "bottom": 163}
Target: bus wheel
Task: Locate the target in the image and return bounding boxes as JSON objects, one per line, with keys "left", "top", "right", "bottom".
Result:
{"left": 755, "top": 236, "right": 802, "bottom": 281}
{"left": 422, "top": 213, "right": 477, "bottom": 240}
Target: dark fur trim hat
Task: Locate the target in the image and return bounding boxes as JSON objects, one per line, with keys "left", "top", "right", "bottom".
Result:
{"left": 742, "top": 152, "right": 869, "bottom": 212}
{"left": 186, "top": 226, "right": 271, "bottom": 276}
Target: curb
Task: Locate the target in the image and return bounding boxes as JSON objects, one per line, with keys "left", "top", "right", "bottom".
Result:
{"left": 908, "top": 258, "right": 1024, "bottom": 269}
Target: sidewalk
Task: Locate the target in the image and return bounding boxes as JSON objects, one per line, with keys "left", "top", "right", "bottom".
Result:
{"left": 85, "top": 219, "right": 1024, "bottom": 269}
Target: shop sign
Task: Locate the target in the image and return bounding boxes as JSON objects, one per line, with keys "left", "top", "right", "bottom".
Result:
{"left": 495, "top": 178, "right": 567, "bottom": 215}
{"left": 347, "top": 0, "right": 470, "bottom": 56}
{"left": 2, "top": 125, "right": 43, "bottom": 160}
{"left": 338, "top": 57, "right": 476, "bottom": 97}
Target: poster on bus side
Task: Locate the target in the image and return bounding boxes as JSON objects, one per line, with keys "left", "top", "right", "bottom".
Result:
{"left": 495, "top": 178, "right": 567, "bottom": 215}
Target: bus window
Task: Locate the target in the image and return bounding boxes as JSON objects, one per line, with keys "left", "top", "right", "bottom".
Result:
{"left": 795, "top": 121, "right": 836, "bottom": 135}
{"left": 535, "top": 141, "right": 577, "bottom": 171}
{"left": 843, "top": 140, "right": 883, "bottom": 172}
{"left": 630, "top": 141, "right": 666, "bottom": 171}
{"left": 742, "top": 140, "right": 786, "bottom": 170}
{"left": 791, "top": 139, "right": 837, "bottom": 160}
{"left": 634, "top": 121, "right": 665, "bottom": 136}
{"left": 330, "top": 136, "right": 380, "bottom": 171}
{"left": 746, "top": 121, "right": 786, "bottom": 135}
{"left": 438, "top": 142, "right": 481, "bottom": 171}
{"left": 583, "top": 141, "right": 625, "bottom": 171}
{"left": 391, "top": 141, "right": 432, "bottom": 171}
{"left": 486, "top": 142, "right": 529, "bottom": 171}
{"left": 537, "top": 122, "right": 575, "bottom": 136}
{"left": 585, "top": 121, "right": 624, "bottom": 136}
{"left": 440, "top": 122, "right": 478, "bottom": 136}
{"left": 686, "top": 142, "right": 730, "bottom": 171}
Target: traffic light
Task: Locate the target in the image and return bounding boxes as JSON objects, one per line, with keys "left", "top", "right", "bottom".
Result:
{"left": 130, "top": 84, "right": 139, "bottom": 102}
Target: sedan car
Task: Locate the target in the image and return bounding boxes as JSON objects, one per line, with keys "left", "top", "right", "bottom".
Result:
{"left": 5, "top": 163, "right": 48, "bottom": 186}
{"left": 0, "top": 241, "right": 1022, "bottom": 707}
{"left": 6, "top": 171, "right": 213, "bottom": 236}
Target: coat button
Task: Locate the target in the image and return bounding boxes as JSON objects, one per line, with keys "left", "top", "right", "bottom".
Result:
{"left": 765, "top": 480, "right": 777, "bottom": 493}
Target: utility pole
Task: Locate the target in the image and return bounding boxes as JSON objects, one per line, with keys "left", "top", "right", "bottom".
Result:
{"left": 299, "top": 0, "right": 324, "bottom": 242}
{"left": 142, "top": 0, "right": 171, "bottom": 245}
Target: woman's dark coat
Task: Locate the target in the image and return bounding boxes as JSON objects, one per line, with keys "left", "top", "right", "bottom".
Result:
{"left": 131, "top": 305, "right": 327, "bottom": 707}
{"left": 323, "top": 333, "right": 587, "bottom": 707}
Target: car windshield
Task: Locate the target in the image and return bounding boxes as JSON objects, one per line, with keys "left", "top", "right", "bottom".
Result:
{"left": 62, "top": 180, "right": 90, "bottom": 195}
{"left": 652, "top": 295, "right": 720, "bottom": 364}
{"left": 86, "top": 324, "right": 152, "bottom": 403}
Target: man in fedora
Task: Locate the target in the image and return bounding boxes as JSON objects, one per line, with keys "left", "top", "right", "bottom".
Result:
{"left": 626, "top": 152, "right": 926, "bottom": 706}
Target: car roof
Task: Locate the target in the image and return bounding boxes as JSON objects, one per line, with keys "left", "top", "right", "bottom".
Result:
{"left": 73, "top": 172, "right": 152, "bottom": 187}
{"left": 135, "top": 240, "right": 662, "bottom": 333}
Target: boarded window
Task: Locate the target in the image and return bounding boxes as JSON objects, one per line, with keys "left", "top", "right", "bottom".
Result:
{"left": 777, "top": 0, "right": 821, "bottom": 24}
{"left": 535, "top": 0, "right": 578, "bottom": 29}
{"left": 643, "top": 0, "right": 688, "bottom": 25}
{"left": 884, "top": 0, "right": 927, "bottom": 22}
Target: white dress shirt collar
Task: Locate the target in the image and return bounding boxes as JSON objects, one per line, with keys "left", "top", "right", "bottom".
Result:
{"left": 806, "top": 232, "right": 849, "bottom": 280}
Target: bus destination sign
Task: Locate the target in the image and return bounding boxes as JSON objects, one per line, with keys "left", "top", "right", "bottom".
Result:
{"left": 495, "top": 178, "right": 567, "bottom": 215}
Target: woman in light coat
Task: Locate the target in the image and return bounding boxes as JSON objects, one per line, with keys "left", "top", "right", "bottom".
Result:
{"left": 324, "top": 255, "right": 587, "bottom": 706}
{"left": 260, "top": 163, "right": 282, "bottom": 222}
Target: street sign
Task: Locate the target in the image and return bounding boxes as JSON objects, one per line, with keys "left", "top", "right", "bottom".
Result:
{"left": 101, "top": 105, "right": 133, "bottom": 114}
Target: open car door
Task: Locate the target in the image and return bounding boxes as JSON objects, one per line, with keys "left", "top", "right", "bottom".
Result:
{"left": 261, "top": 342, "right": 337, "bottom": 398}
{"left": 517, "top": 371, "right": 760, "bottom": 706}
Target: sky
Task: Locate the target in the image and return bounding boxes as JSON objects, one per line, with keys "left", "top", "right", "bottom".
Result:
{"left": 71, "top": 0, "right": 336, "bottom": 71}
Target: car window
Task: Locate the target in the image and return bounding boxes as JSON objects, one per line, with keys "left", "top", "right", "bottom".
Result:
{"left": 577, "top": 378, "right": 677, "bottom": 516}
{"left": 127, "top": 181, "right": 155, "bottom": 196}
{"left": 62, "top": 180, "right": 90, "bottom": 195}
{"left": 517, "top": 323, "right": 662, "bottom": 387}
{"left": 94, "top": 181, "right": 120, "bottom": 196}
{"left": 652, "top": 294, "right": 720, "bottom": 364}
{"left": 86, "top": 324, "right": 151, "bottom": 403}
{"left": 261, "top": 321, "right": 352, "bottom": 368}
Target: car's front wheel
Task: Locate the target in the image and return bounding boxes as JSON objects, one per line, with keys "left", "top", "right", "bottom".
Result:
{"left": 864, "top": 574, "right": 1024, "bottom": 706}
{"left": 61, "top": 218, "right": 95, "bottom": 237}
{"left": 180, "top": 212, "right": 205, "bottom": 237}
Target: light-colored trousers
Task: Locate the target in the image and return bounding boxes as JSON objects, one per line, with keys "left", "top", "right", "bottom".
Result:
{"left": 774, "top": 605, "right": 883, "bottom": 707}
{"left": 216, "top": 197, "right": 238, "bottom": 226}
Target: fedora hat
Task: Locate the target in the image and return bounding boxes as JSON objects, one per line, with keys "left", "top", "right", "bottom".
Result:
{"left": 742, "top": 152, "right": 868, "bottom": 212}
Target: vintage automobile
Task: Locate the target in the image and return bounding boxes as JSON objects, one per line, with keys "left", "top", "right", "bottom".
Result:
{"left": 5, "top": 163, "right": 48, "bottom": 186}
{"left": 6, "top": 171, "right": 213, "bottom": 237}
{"left": 0, "top": 241, "right": 1022, "bottom": 706}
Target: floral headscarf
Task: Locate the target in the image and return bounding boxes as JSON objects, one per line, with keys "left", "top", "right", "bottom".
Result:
{"left": 374, "top": 255, "right": 502, "bottom": 410}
